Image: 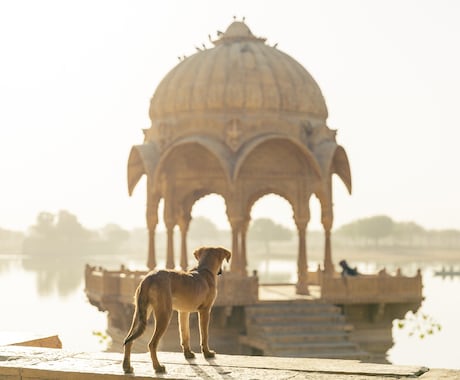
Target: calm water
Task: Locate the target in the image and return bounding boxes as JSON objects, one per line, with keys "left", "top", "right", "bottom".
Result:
{"left": 1, "top": 254, "right": 459, "bottom": 369}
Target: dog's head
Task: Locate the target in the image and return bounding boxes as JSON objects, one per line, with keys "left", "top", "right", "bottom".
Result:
{"left": 193, "top": 246, "right": 231, "bottom": 275}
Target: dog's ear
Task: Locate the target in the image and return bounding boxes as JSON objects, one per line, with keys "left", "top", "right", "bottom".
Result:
{"left": 193, "top": 247, "right": 206, "bottom": 261}
{"left": 221, "top": 248, "right": 231, "bottom": 262}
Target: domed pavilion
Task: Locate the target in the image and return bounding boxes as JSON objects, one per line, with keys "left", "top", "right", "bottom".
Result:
{"left": 127, "top": 20, "right": 352, "bottom": 294}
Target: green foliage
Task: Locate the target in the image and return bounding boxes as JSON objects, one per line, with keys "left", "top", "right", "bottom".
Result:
{"left": 396, "top": 310, "right": 442, "bottom": 339}
{"left": 31, "top": 210, "right": 90, "bottom": 241}
{"left": 101, "top": 223, "right": 130, "bottom": 244}
{"left": 24, "top": 210, "right": 128, "bottom": 255}
{"left": 337, "top": 215, "right": 394, "bottom": 245}
{"left": 189, "top": 216, "right": 219, "bottom": 241}
{"left": 248, "top": 218, "right": 292, "bottom": 254}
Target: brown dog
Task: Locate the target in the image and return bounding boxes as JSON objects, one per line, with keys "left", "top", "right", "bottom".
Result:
{"left": 122, "top": 246, "right": 231, "bottom": 374}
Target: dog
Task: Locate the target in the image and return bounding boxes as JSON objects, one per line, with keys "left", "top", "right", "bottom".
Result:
{"left": 122, "top": 246, "right": 231, "bottom": 374}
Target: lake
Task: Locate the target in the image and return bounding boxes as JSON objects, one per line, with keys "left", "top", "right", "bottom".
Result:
{"left": 1, "top": 254, "right": 459, "bottom": 370}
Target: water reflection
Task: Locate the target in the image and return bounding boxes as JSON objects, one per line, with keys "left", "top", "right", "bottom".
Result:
{"left": 0, "top": 256, "right": 13, "bottom": 274}
{"left": 21, "top": 254, "right": 84, "bottom": 297}
{"left": 1, "top": 253, "right": 459, "bottom": 369}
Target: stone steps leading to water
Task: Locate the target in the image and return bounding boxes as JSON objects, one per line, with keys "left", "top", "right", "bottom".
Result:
{"left": 240, "top": 301, "right": 370, "bottom": 360}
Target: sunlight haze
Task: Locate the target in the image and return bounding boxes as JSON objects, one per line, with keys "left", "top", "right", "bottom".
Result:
{"left": 1, "top": 0, "right": 459, "bottom": 232}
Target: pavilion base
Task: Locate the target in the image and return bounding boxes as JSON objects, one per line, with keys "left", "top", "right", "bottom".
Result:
{"left": 214, "top": 271, "right": 259, "bottom": 306}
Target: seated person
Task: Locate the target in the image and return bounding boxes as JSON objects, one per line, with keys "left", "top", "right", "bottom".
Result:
{"left": 339, "top": 259, "right": 359, "bottom": 276}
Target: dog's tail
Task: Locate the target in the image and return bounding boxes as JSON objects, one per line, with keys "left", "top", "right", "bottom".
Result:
{"left": 123, "top": 280, "right": 149, "bottom": 346}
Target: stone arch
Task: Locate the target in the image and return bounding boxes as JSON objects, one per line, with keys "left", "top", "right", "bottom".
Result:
{"left": 172, "top": 191, "right": 229, "bottom": 271}
{"left": 233, "top": 134, "right": 322, "bottom": 182}
{"left": 152, "top": 136, "right": 233, "bottom": 188}
{"left": 245, "top": 188, "right": 296, "bottom": 221}
{"left": 147, "top": 139, "right": 231, "bottom": 270}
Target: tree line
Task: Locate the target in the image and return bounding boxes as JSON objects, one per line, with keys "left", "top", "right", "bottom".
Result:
{"left": 335, "top": 215, "right": 460, "bottom": 249}
{"left": 1, "top": 211, "right": 459, "bottom": 255}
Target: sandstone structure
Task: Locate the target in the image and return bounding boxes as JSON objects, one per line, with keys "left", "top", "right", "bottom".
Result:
{"left": 127, "top": 20, "right": 351, "bottom": 294}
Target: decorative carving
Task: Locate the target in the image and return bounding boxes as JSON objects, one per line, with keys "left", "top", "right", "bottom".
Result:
{"left": 225, "top": 118, "right": 243, "bottom": 151}
{"left": 158, "top": 123, "right": 173, "bottom": 150}
{"left": 305, "top": 124, "right": 338, "bottom": 147}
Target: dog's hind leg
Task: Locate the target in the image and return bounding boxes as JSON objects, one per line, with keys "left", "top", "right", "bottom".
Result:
{"left": 149, "top": 298, "right": 173, "bottom": 373}
{"left": 198, "top": 308, "right": 215, "bottom": 358}
{"left": 122, "top": 284, "right": 150, "bottom": 373}
{"left": 179, "top": 311, "right": 195, "bottom": 359}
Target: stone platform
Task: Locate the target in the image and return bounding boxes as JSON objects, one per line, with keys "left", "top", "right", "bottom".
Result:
{"left": 1, "top": 346, "right": 459, "bottom": 379}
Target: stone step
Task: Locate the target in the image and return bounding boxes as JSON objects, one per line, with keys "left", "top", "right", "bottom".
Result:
{"left": 239, "top": 336, "right": 369, "bottom": 360}
{"left": 269, "top": 349, "right": 371, "bottom": 360}
{"left": 265, "top": 331, "right": 350, "bottom": 344}
{"left": 246, "top": 302, "right": 341, "bottom": 316}
{"left": 241, "top": 300, "right": 369, "bottom": 361}
{"left": 259, "top": 321, "right": 353, "bottom": 332}
{"left": 249, "top": 313, "right": 346, "bottom": 325}
{"left": 268, "top": 341, "right": 361, "bottom": 354}
{"left": 247, "top": 321, "right": 353, "bottom": 335}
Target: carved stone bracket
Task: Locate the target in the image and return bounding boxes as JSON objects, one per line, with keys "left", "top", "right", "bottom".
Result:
{"left": 158, "top": 123, "right": 173, "bottom": 150}
{"left": 225, "top": 118, "right": 243, "bottom": 151}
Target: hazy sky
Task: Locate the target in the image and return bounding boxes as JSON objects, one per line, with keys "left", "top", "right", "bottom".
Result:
{"left": 1, "top": 0, "right": 459, "bottom": 232}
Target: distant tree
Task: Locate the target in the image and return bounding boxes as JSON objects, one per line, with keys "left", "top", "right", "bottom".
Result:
{"left": 31, "top": 212, "right": 56, "bottom": 238}
{"left": 101, "top": 223, "right": 130, "bottom": 245}
{"left": 189, "top": 217, "right": 219, "bottom": 242}
{"left": 337, "top": 215, "right": 394, "bottom": 246}
{"left": 248, "top": 218, "right": 292, "bottom": 254}
{"left": 360, "top": 215, "right": 394, "bottom": 245}
{"left": 0, "top": 227, "right": 24, "bottom": 254}
{"left": 54, "top": 210, "right": 90, "bottom": 241}
{"left": 25, "top": 210, "right": 92, "bottom": 254}
{"left": 393, "top": 221, "right": 425, "bottom": 246}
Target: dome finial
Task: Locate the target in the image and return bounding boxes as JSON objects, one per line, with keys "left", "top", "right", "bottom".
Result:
{"left": 213, "top": 20, "right": 266, "bottom": 45}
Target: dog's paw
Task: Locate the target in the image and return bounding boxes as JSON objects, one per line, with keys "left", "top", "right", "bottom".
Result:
{"left": 123, "top": 365, "right": 134, "bottom": 374}
{"left": 154, "top": 364, "right": 166, "bottom": 373}
{"left": 184, "top": 350, "right": 196, "bottom": 359}
{"left": 203, "top": 349, "right": 216, "bottom": 358}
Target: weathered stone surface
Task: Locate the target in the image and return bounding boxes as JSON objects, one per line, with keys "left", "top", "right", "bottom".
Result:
{"left": 2, "top": 346, "right": 457, "bottom": 379}
{"left": 0, "top": 333, "right": 62, "bottom": 349}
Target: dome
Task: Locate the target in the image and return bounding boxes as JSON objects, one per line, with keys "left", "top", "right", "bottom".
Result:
{"left": 149, "top": 21, "right": 328, "bottom": 120}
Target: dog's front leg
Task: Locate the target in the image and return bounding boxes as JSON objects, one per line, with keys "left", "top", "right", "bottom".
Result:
{"left": 178, "top": 311, "right": 195, "bottom": 359}
{"left": 198, "top": 308, "right": 215, "bottom": 358}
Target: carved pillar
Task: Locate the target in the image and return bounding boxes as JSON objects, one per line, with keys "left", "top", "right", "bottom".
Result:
{"left": 163, "top": 184, "right": 176, "bottom": 269}
{"left": 229, "top": 217, "right": 246, "bottom": 276}
{"left": 295, "top": 218, "right": 309, "bottom": 295}
{"left": 241, "top": 218, "right": 250, "bottom": 274}
{"left": 178, "top": 214, "right": 191, "bottom": 271}
{"left": 165, "top": 220, "right": 175, "bottom": 269}
{"left": 322, "top": 202, "right": 334, "bottom": 274}
{"left": 146, "top": 193, "right": 159, "bottom": 270}
{"left": 147, "top": 227, "right": 157, "bottom": 270}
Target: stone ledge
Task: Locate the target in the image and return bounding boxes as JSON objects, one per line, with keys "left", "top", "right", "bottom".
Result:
{"left": 0, "top": 346, "right": 457, "bottom": 379}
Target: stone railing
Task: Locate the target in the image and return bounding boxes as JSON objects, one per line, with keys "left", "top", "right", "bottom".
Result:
{"left": 84, "top": 265, "right": 147, "bottom": 310}
{"left": 84, "top": 265, "right": 259, "bottom": 310}
{"left": 320, "top": 269, "right": 423, "bottom": 304}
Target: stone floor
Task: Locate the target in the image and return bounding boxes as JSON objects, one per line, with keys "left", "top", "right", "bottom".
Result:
{"left": 1, "top": 346, "right": 459, "bottom": 379}
{"left": 258, "top": 284, "right": 320, "bottom": 301}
